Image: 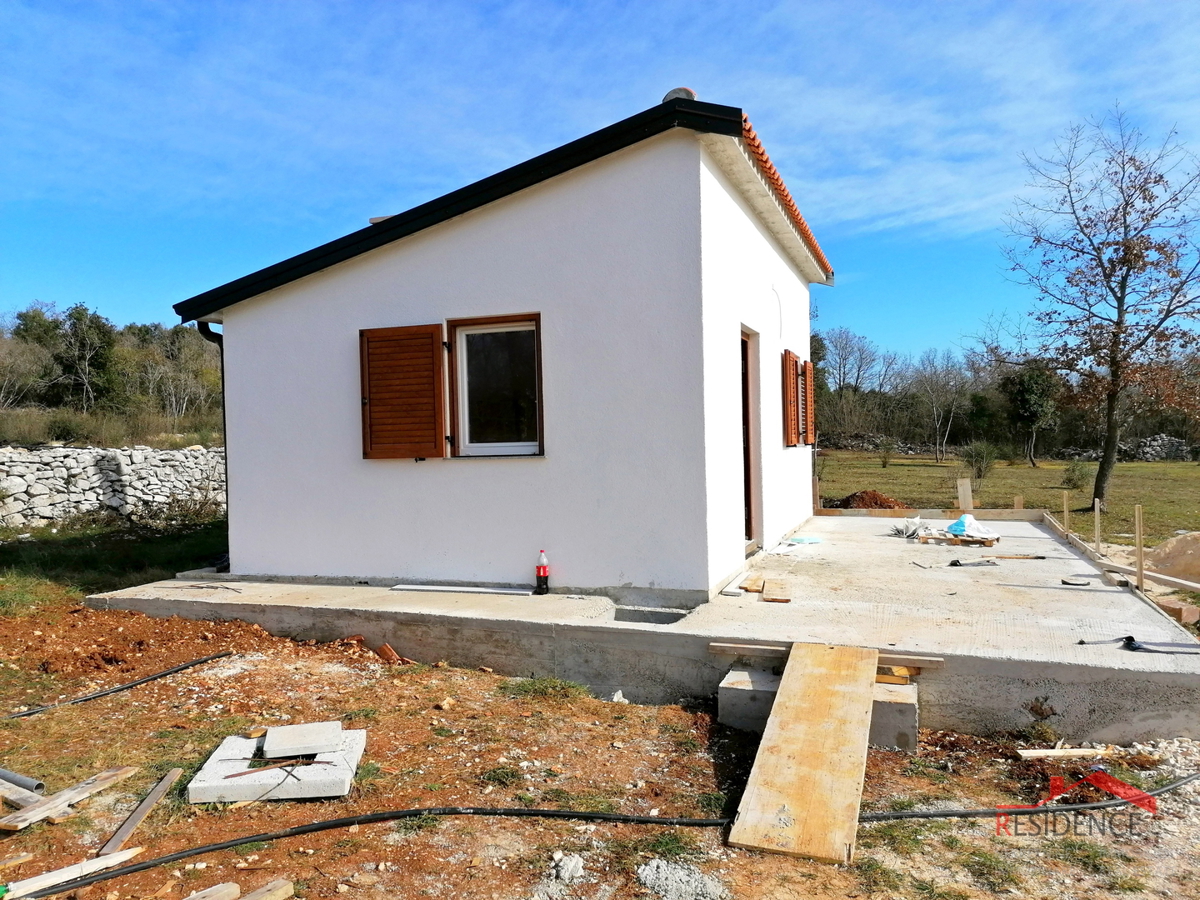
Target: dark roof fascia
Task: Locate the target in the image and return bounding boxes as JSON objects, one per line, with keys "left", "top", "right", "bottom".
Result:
{"left": 174, "top": 98, "right": 744, "bottom": 322}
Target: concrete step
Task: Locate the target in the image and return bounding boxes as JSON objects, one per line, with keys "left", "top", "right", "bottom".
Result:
{"left": 718, "top": 665, "right": 919, "bottom": 751}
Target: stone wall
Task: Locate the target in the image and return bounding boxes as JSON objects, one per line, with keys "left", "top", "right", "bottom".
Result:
{"left": 0, "top": 446, "right": 225, "bottom": 528}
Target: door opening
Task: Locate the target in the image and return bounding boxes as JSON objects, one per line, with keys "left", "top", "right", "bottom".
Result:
{"left": 741, "top": 334, "right": 753, "bottom": 543}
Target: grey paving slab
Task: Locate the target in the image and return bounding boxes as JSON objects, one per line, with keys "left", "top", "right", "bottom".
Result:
{"left": 188, "top": 730, "right": 366, "bottom": 803}
{"left": 262, "top": 721, "right": 343, "bottom": 758}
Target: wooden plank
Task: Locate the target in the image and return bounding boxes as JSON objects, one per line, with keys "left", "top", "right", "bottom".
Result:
{"left": 0, "top": 853, "right": 34, "bottom": 871}
{"left": 957, "top": 478, "right": 974, "bottom": 511}
{"left": 1017, "top": 748, "right": 1114, "bottom": 760}
{"left": 709, "top": 642, "right": 788, "bottom": 657}
{"left": 761, "top": 579, "right": 791, "bottom": 603}
{"left": 182, "top": 884, "right": 240, "bottom": 900}
{"left": 728, "top": 643, "right": 878, "bottom": 863}
{"left": 877, "top": 653, "right": 944, "bottom": 669}
{"left": 813, "top": 508, "right": 1045, "bottom": 520}
{"left": 0, "top": 778, "right": 44, "bottom": 809}
{"left": 874, "top": 674, "right": 910, "bottom": 685}
{"left": 99, "top": 768, "right": 182, "bottom": 856}
{"left": 240, "top": 880, "right": 294, "bottom": 900}
{"left": 0, "top": 766, "right": 138, "bottom": 832}
{"left": 739, "top": 574, "right": 765, "bottom": 593}
{"left": 5, "top": 847, "right": 143, "bottom": 899}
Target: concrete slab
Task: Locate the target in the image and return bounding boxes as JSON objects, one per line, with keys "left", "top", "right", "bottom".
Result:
{"left": 188, "top": 731, "right": 366, "bottom": 803}
{"left": 90, "top": 518, "right": 1200, "bottom": 741}
{"left": 717, "top": 666, "right": 780, "bottom": 732}
{"left": 262, "top": 721, "right": 342, "bottom": 758}
{"left": 871, "top": 682, "right": 919, "bottom": 752}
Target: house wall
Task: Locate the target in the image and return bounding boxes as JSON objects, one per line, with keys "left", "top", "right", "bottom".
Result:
{"left": 698, "top": 148, "right": 815, "bottom": 586}
{"left": 221, "top": 131, "right": 715, "bottom": 602}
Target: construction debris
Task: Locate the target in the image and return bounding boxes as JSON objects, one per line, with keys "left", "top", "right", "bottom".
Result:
{"left": 182, "top": 883, "right": 240, "bottom": 900}
{"left": 375, "top": 643, "right": 401, "bottom": 664}
{"left": 0, "top": 768, "right": 43, "bottom": 794}
{"left": 0, "top": 767, "right": 139, "bottom": 832}
{"left": 1016, "top": 747, "right": 1115, "bottom": 760}
{"left": 0, "top": 854, "right": 33, "bottom": 872}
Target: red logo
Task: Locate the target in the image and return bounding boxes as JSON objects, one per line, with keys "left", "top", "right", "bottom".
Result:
{"left": 995, "top": 772, "right": 1156, "bottom": 836}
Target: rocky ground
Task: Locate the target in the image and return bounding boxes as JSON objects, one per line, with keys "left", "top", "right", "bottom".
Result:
{"left": 0, "top": 602, "right": 1197, "bottom": 900}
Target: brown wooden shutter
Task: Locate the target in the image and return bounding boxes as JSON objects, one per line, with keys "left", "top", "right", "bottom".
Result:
{"left": 802, "top": 360, "right": 817, "bottom": 445}
{"left": 782, "top": 350, "right": 800, "bottom": 447}
{"left": 360, "top": 324, "right": 446, "bottom": 459}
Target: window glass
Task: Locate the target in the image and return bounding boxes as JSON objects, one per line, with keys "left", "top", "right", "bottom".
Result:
{"left": 464, "top": 327, "right": 538, "bottom": 445}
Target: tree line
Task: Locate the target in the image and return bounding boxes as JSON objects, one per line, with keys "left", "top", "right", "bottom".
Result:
{"left": 0, "top": 302, "right": 222, "bottom": 445}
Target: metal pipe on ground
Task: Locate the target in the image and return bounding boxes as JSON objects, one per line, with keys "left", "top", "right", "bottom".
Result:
{"left": 0, "top": 768, "right": 43, "bottom": 794}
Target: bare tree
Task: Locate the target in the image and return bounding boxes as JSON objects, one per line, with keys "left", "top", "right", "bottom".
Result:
{"left": 824, "top": 327, "right": 880, "bottom": 391}
{"left": 911, "top": 349, "right": 970, "bottom": 461}
{"left": 1004, "top": 109, "right": 1200, "bottom": 506}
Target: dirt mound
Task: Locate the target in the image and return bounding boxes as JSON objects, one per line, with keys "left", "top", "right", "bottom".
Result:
{"left": 1147, "top": 531, "right": 1200, "bottom": 582}
{"left": 832, "top": 490, "right": 912, "bottom": 510}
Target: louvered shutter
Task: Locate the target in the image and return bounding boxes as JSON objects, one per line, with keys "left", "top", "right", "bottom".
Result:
{"left": 782, "top": 350, "right": 800, "bottom": 447}
{"left": 360, "top": 324, "right": 446, "bottom": 459}
{"left": 802, "top": 360, "right": 817, "bottom": 445}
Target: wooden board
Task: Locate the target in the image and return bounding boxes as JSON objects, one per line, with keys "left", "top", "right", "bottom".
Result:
{"left": 761, "top": 579, "right": 791, "bottom": 603}
{"left": 0, "top": 767, "right": 138, "bottom": 832}
{"left": 182, "top": 884, "right": 240, "bottom": 900}
{"left": 0, "top": 778, "right": 43, "bottom": 809}
{"left": 708, "top": 644, "right": 944, "bottom": 670}
{"left": 918, "top": 534, "right": 997, "bottom": 547}
{"left": 874, "top": 674, "right": 910, "bottom": 685}
{"left": 99, "top": 768, "right": 182, "bottom": 855}
{"left": 739, "top": 574, "right": 765, "bottom": 593}
{"left": 241, "top": 880, "right": 295, "bottom": 900}
{"left": 876, "top": 666, "right": 920, "bottom": 677}
{"left": 728, "top": 643, "right": 878, "bottom": 863}
{"left": 0, "top": 853, "right": 34, "bottom": 871}
{"left": 5, "top": 847, "right": 143, "bottom": 898}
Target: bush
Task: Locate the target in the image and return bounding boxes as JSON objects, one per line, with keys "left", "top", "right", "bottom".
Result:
{"left": 878, "top": 438, "right": 897, "bottom": 469}
{"left": 959, "top": 441, "right": 1001, "bottom": 482}
{"left": 1061, "top": 459, "right": 1091, "bottom": 490}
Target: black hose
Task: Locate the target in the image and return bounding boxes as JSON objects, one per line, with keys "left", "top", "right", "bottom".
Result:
{"left": 21, "top": 771, "right": 1200, "bottom": 898}
{"left": 22, "top": 808, "right": 730, "bottom": 898}
{"left": 4, "top": 651, "right": 233, "bottom": 720}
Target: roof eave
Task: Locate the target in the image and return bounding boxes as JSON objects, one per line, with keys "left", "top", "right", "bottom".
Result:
{"left": 174, "top": 98, "right": 744, "bottom": 323}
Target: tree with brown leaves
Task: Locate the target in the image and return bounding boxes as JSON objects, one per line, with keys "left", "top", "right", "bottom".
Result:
{"left": 1004, "top": 110, "right": 1200, "bottom": 506}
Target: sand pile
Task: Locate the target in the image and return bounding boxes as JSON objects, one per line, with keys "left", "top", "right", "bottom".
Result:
{"left": 1147, "top": 532, "right": 1200, "bottom": 582}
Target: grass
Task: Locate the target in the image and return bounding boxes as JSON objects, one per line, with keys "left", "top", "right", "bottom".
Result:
{"left": 853, "top": 857, "right": 905, "bottom": 893}
{"left": 959, "top": 848, "right": 1021, "bottom": 891}
{"left": 606, "top": 831, "right": 699, "bottom": 870}
{"left": 394, "top": 814, "right": 441, "bottom": 835}
{"left": 0, "top": 510, "right": 227, "bottom": 601}
{"left": 818, "top": 450, "right": 1200, "bottom": 544}
{"left": 540, "top": 786, "right": 618, "bottom": 813}
{"left": 1045, "top": 837, "right": 1132, "bottom": 875}
{"left": 858, "top": 821, "right": 930, "bottom": 856}
{"left": 480, "top": 765, "right": 523, "bottom": 787}
{"left": 1106, "top": 875, "right": 1148, "bottom": 893}
{"left": 497, "top": 676, "right": 591, "bottom": 701}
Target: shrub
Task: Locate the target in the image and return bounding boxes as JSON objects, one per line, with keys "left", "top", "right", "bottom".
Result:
{"left": 959, "top": 441, "right": 1001, "bottom": 483}
{"left": 498, "top": 676, "right": 591, "bottom": 701}
{"left": 1061, "top": 459, "right": 1092, "bottom": 490}
{"left": 878, "top": 438, "right": 897, "bottom": 469}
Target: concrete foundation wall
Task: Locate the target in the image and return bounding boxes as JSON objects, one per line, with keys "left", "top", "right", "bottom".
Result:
{"left": 94, "top": 591, "right": 1200, "bottom": 743}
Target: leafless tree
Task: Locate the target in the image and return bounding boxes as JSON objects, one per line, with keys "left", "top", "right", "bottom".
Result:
{"left": 824, "top": 327, "right": 881, "bottom": 392}
{"left": 1004, "top": 109, "right": 1200, "bottom": 506}
{"left": 911, "top": 349, "right": 971, "bottom": 461}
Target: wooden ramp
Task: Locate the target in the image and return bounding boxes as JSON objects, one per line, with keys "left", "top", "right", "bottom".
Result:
{"left": 728, "top": 643, "right": 878, "bottom": 864}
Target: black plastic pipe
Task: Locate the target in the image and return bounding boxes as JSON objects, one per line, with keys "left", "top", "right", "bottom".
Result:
{"left": 4, "top": 651, "right": 233, "bottom": 719}
{"left": 20, "top": 770, "right": 1200, "bottom": 898}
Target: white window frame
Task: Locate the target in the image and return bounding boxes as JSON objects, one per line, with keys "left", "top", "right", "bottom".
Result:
{"left": 455, "top": 321, "right": 540, "bottom": 456}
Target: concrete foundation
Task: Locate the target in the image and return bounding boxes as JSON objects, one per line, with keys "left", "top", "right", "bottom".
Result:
{"left": 870, "top": 683, "right": 919, "bottom": 752}
{"left": 91, "top": 519, "right": 1200, "bottom": 743}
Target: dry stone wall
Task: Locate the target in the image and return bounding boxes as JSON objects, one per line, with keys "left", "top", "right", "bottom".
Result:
{"left": 0, "top": 446, "right": 225, "bottom": 527}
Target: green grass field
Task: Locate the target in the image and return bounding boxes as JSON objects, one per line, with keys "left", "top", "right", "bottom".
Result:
{"left": 817, "top": 451, "right": 1200, "bottom": 546}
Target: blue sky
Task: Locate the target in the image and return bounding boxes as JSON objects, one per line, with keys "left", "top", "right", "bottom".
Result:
{"left": 3, "top": 1, "right": 1199, "bottom": 355}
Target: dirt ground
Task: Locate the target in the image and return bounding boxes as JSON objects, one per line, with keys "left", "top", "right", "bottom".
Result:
{"left": 1, "top": 603, "right": 1198, "bottom": 900}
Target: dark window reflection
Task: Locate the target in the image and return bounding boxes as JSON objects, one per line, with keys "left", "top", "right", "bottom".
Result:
{"left": 466, "top": 329, "right": 538, "bottom": 444}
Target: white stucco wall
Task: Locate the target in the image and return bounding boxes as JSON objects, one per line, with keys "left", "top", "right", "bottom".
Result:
{"left": 698, "top": 148, "right": 815, "bottom": 588}
{"left": 222, "top": 131, "right": 715, "bottom": 599}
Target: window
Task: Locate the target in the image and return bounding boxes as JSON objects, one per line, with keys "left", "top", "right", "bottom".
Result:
{"left": 449, "top": 315, "right": 542, "bottom": 456}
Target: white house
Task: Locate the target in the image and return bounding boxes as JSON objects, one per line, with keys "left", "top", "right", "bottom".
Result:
{"left": 175, "top": 91, "right": 833, "bottom": 608}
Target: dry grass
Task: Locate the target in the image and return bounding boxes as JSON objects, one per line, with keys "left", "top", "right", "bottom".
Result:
{"left": 818, "top": 451, "right": 1200, "bottom": 545}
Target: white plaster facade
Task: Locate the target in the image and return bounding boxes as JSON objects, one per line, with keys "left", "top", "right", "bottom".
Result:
{"left": 209, "top": 121, "right": 825, "bottom": 606}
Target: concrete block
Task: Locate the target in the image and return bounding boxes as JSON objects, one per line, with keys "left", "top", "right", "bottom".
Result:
{"left": 188, "top": 730, "right": 366, "bottom": 803}
{"left": 184, "top": 885, "right": 240, "bottom": 900}
{"left": 262, "top": 721, "right": 343, "bottom": 758}
{"left": 717, "top": 666, "right": 781, "bottom": 733}
{"left": 871, "top": 682, "right": 919, "bottom": 752}
{"left": 1153, "top": 598, "right": 1200, "bottom": 625}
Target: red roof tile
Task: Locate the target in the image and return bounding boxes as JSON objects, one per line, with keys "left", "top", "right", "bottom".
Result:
{"left": 741, "top": 115, "right": 833, "bottom": 279}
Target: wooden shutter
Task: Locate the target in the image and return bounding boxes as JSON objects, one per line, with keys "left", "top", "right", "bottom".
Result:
{"left": 801, "top": 359, "right": 817, "bottom": 445}
{"left": 360, "top": 324, "right": 446, "bottom": 459}
{"left": 782, "top": 350, "right": 800, "bottom": 447}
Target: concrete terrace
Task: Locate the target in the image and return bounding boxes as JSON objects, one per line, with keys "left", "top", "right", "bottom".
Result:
{"left": 90, "top": 517, "right": 1200, "bottom": 742}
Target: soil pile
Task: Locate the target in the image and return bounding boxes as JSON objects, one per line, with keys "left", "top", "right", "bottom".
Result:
{"left": 1147, "top": 531, "right": 1200, "bottom": 582}
{"left": 832, "top": 490, "right": 912, "bottom": 510}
